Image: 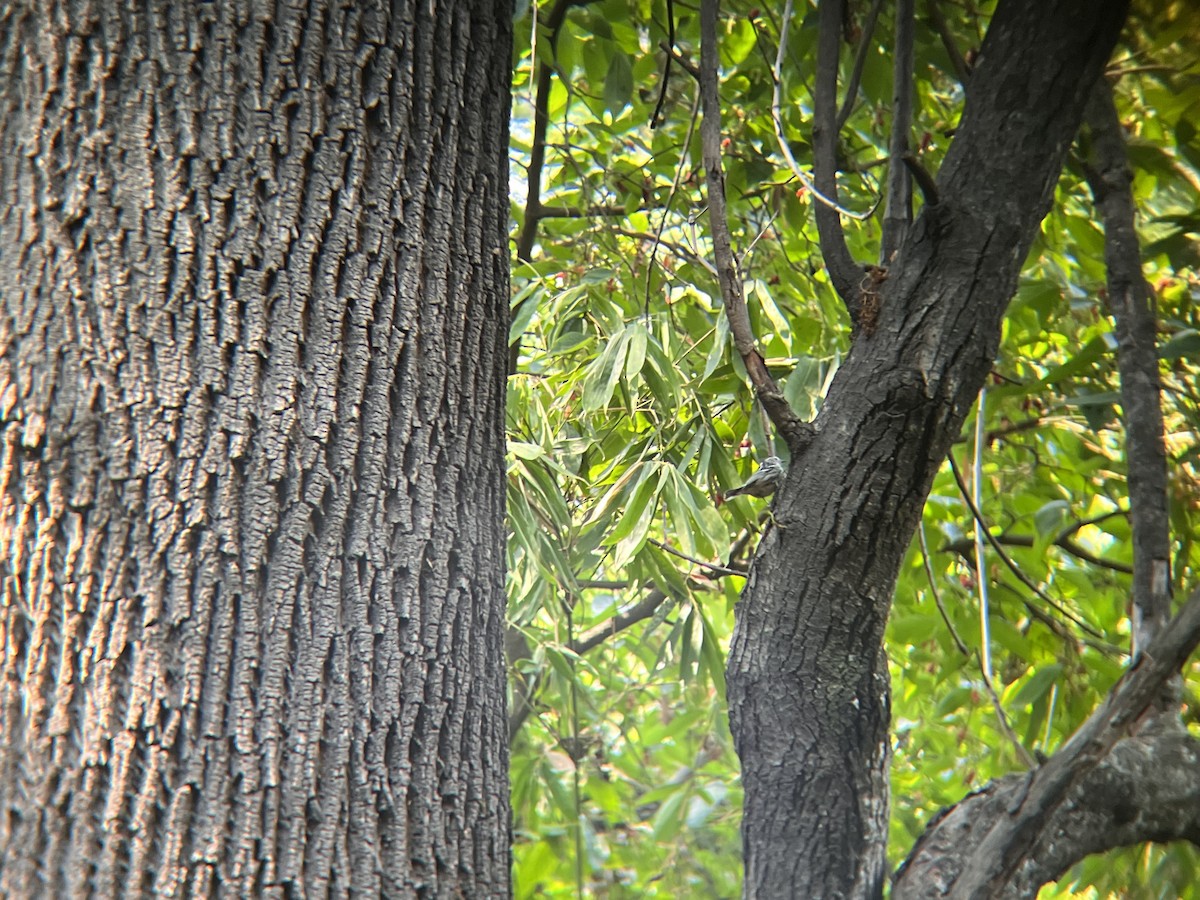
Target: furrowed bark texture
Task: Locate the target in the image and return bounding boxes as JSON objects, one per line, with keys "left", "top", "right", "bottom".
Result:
{"left": 0, "top": 1, "right": 513, "bottom": 896}
{"left": 725, "top": 1, "right": 1128, "bottom": 897}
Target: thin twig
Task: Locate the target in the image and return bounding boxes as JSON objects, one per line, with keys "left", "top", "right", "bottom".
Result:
{"left": 648, "top": 537, "right": 746, "bottom": 578}
{"left": 650, "top": 0, "right": 677, "bottom": 128}
{"left": 919, "top": 522, "right": 970, "bottom": 656}
{"left": 645, "top": 90, "right": 703, "bottom": 311}
{"left": 947, "top": 453, "right": 1109, "bottom": 641}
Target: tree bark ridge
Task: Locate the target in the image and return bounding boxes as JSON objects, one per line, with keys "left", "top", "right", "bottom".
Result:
{"left": 0, "top": 2, "right": 513, "bottom": 896}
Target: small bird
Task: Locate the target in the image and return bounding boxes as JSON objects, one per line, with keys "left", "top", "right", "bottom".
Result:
{"left": 723, "top": 456, "right": 785, "bottom": 499}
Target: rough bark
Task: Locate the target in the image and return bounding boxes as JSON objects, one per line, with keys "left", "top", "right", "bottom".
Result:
{"left": 726, "top": 0, "right": 1128, "bottom": 897}
{"left": 0, "top": 1, "right": 512, "bottom": 897}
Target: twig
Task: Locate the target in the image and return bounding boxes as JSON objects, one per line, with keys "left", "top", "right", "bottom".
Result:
{"left": 516, "top": 0, "right": 585, "bottom": 263}
{"left": 980, "top": 659, "right": 1038, "bottom": 769}
{"left": 644, "top": 90, "right": 703, "bottom": 311}
{"left": 926, "top": 0, "right": 972, "bottom": 85}
{"left": 941, "top": 532, "right": 1133, "bottom": 577}
{"left": 659, "top": 41, "right": 700, "bottom": 81}
{"left": 947, "top": 453, "right": 1109, "bottom": 641}
{"left": 919, "top": 522, "right": 970, "bottom": 656}
{"left": 650, "top": 0, "right": 677, "bottom": 128}
{"left": 534, "top": 203, "right": 646, "bottom": 219}
{"left": 618, "top": 229, "right": 719, "bottom": 276}
{"left": 648, "top": 537, "right": 746, "bottom": 579}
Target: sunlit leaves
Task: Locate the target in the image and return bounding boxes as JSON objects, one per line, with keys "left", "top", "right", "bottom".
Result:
{"left": 508, "top": 0, "right": 1200, "bottom": 895}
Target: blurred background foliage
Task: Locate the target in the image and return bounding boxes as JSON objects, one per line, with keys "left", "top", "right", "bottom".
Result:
{"left": 504, "top": 0, "right": 1200, "bottom": 895}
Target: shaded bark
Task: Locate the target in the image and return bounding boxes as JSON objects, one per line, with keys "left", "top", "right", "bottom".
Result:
{"left": 0, "top": 1, "right": 512, "bottom": 896}
{"left": 1084, "top": 83, "right": 1173, "bottom": 652}
{"left": 726, "top": 0, "right": 1128, "bottom": 896}
{"left": 812, "top": 0, "right": 865, "bottom": 318}
{"left": 881, "top": 0, "right": 915, "bottom": 263}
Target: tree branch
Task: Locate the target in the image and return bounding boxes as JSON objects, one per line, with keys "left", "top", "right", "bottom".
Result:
{"left": 772, "top": 1, "right": 879, "bottom": 222}
{"left": 901, "top": 588, "right": 1200, "bottom": 898}
{"left": 926, "top": 0, "right": 973, "bottom": 85}
{"left": 511, "top": 0, "right": 598, "bottom": 373}
{"left": 698, "top": 0, "right": 812, "bottom": 451}
{"left": 507, "top": 586, "right": 676, "bottom": 740}
{"left": 835, "top": 0, "right": 887, "bottom": 131}
{"left": 946, "top": 454, "right": 1119, "bottom": 642}
{"left": 881, "top": 0, "right": 915, "bottom": 263}
{"left": 812, "top": 0, "right": 866, "bottom": 321}
{"left": 940, "top": 532, "right": 1133, "bottom": 576}
{"left": 893, "top": 726, "right": 1200, "bottom": 898}
{"left": 515, "top": 0, "right": 584, "bottom": 264}
{"left": 1084, "top": 82, "right": 1173, "bottom": 654}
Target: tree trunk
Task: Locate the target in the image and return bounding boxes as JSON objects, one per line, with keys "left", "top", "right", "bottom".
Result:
{"left": 0, "top": 2, "right": 512, "bottom": 896}
{"left": 726, "top": 0, "right": 1128, "bottom": 896}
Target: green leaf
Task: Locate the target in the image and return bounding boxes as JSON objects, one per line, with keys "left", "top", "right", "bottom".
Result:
{"left": 625, "top": 320, "right": 649, "bottom": 380}
{"left": 721, "top": 17, "right": 757, "bottom": 66}
{"left": 603, "top": 50, "right": 633, "bottom": 115}
{"left": 1009, "top": 663, "right": 1063, "bottom": 710}
{"left": 581, "top": 327, "right": 631, "bottom": 410}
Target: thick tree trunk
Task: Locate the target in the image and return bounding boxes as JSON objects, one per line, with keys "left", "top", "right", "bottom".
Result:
{"left": 0, "top": 2, "right": 512, "bottom": 896}
{"left": 726, "top": 1, "right": 1128, "bottom": 896}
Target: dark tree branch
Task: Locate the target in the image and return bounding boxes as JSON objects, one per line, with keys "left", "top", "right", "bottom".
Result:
{"left": 812, "top": 0, "right": 866, "bottom": 320}
{"left": 927, "top": 0, "right": 973, "bottom": 85}
{"left": 511, "top": 0, "right": 598, "bottom": 373}
{"left": 698, "top": 0, "right": 812, "bottom": 451}
{"left": 1084, "top": 82, "right": 1173, "bottom": 654}
{"left": 660, "top": 40, "right": 700, "bottom": 81}
{"left": 515, "top": 0, "right": 584, "bottom": 264}
{"left": 901, "top": 153, "right": 941, "bottom": 207}
{"left": 941, "top": 531, "right": 1133, "bottom": 576}
{"left": 897, "top": 588, "right": 1200, "bottom": 898}
{"left": 572, "top": 587, "right": 673, "bottom": 655}
{"left": 507, "top": 587, "right": 675, "bottom": 740}
{"left": 650, "top": 0, "right": 677, "bottom": 128}
{"left": 835, "top": 0, "right": 887, "bottom": 131}
{"left": 881, "top": 0, "right": 915, "bottom": 263}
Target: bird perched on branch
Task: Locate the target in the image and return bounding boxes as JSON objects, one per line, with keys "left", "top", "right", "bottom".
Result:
{"left": 723, "top": 456, "right": 785, "bottom": 499}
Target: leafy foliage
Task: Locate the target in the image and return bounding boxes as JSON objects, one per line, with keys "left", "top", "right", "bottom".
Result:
{"left": 506, "top": 1, "right": 1200, "bottom": 895}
